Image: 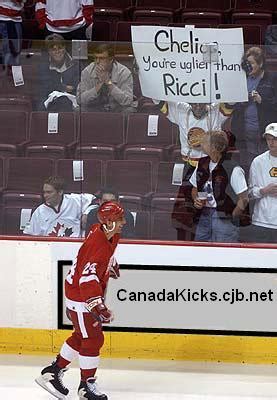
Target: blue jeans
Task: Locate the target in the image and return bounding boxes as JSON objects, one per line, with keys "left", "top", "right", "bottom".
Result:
{"left": 0, "top": 21, "right": 22, "bottom": 65}
{"left": 195, "top": 208, "right": 239, "bottom": 243}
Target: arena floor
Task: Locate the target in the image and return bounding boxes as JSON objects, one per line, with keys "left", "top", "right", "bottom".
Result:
{"left": 1, "top": 354, "right": 277, "bottom": 399}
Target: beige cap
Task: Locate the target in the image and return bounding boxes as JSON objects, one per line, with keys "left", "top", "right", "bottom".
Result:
{"left": 264, "top": 123, "right": 277, "bottom": 138}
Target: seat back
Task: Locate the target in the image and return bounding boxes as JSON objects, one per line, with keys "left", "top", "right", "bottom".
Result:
{"left": 126, "top": 113, "right": 173, "bottom": 146}
{"left": 6, "top": 157, "right": 55, "bottom": 192}
{"left": 55, "top": 159, "right": 103, "bottom": 194}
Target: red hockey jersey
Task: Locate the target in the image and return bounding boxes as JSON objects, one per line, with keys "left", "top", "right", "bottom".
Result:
{"left": 65, "top": 224, "right": 120, "bottom": 312}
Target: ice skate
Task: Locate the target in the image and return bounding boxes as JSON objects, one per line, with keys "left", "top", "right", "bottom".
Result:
{"left": 78, "top": 377, "right": 108, "bottom": 400}
{"left": 35, "top": 362, "right": 69, "bottom": 399}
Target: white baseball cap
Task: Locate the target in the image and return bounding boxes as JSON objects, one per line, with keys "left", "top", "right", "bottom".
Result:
{"left": 263, "top": 123, "right": 277, "bottom": 137}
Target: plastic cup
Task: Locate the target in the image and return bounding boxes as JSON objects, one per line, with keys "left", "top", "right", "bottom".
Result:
{"left": 197, "top": 191, "right": 208, "bottom": 206}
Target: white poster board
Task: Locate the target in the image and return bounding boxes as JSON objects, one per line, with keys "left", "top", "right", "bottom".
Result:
{"left": 131, "top": 26, "right": 248, "bottom": 103}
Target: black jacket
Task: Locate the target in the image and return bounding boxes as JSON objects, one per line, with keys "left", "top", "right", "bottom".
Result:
{"left": 85, "top": 207, "right": 135, "bottom": 238}
{"left": 37, "top": 52, "right": 80, "bottom": 111}
{"left": 231, "top": 71, "right": 277, "bottom": 140}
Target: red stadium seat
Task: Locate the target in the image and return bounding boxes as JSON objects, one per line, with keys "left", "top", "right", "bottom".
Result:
{"left": 184, "top": 0, "right": 231, "bottom": 11}
{"left": 234, "top": 0, "right": 274, "bottom": 11}
{"left": 75, "top": 112, "right": 124, "bottom": 160}
{"left": 0, "top": 111, "right": 28, "bottom": 159}
{"left": 0, "top": 97, "right": 32, "bottom": 112}
{"left": 55, "top": 159, "right": 103, "bottom": 194}
{"left": 155, "top": 162, "right": 184, "bottom": 195}
{"left": 123, "top": 113, "right": 174, "bottom": 166}
{"left": 231, "top": 12, "right": 272, "bottom": 39}
{"left": 25, "top": 112, "right": 77, "bottom": 159}
{"left": 115, "top": 21, "right": 160, "bottom": 42}
{"left": 0, "top": 158, "right": 4, "bottom": 191}
{"left": 135, "top": 0, "right": 181, "bottom": 11}
{"left": 91, "top": 20, "right": 112, "bottom": 41}
{"left": 218, "top": 24, "right": 262, "bottom": 45}
{"left": 180, "top": 11, "right": 223, "bottom": 25}
{"left": 132, "top": 9, "right": 174, "bottom": 23}
{"left": 5, "top": 157, "right": 55, "bottom": 193}
{"left": 105, "top": 160, "right": 153, "bottom": 206}
{"left": 151, "top": 211, "right": 194, "bottom": 240}
{"left": 2, "top": 206, "right": 36, "bottom": 235}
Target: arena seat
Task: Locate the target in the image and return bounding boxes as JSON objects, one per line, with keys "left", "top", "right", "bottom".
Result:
{"left": 2, "top": 206, "right": 35, "bottom": 235}
{"left": 218, "top": 24, "right": 262, "bottom": 45}
{"left": 25, "top": 112, "right": 77, "bottom": 159}
{"left": 0, "top": 111, "right": 28, "bottom": 159}
{"left": 55, "top": 159, "right": 103, "bottom": 194}
{"left": 75, "top": 112, "right": 124, "bottom": 160}
{"left": 151, "top": 211, "right": 194, "bottom": 240}
{"left": 123, "top": 113, "right": 174, "bottom": 165}
{"left": 155, "top": 161, "right": 184, "bottom": 195}
{"left": 5, "top": 157, "right": 55, "bottom": 193}
{"left": 105, "top": 160, "right": 153, "bottom": 206}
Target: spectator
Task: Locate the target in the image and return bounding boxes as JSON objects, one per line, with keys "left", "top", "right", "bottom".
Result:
{"left": 77, "top": 44, "right": 138, "bottom": 113}
{"left": 23, "top": 176, "right": 96, "bottom": 237}
{"left": 35, "top": 0, "right": 94, "bottom": 40}
{"left": 232, "top": 46, "right": 277, "bottom": 172}
{"left": 247, "top": 123, "right": 277, "bottom": 243}
{"left": 155, "top": 101, "right": 231, "bottom": 241}
{"left": 159, "top": 101, "right": 230, "bottom": 177}
{"left": 0, "top": 0, "right": 25, "bottom": 66}
{"left": 37, "top": 33, "right": 80, "bottom": 111}
{"left": 84, "top": 187, "right": 135, "bottom": 238}
{"left": 190, "top": 130, "right": 248, "bottom": 243}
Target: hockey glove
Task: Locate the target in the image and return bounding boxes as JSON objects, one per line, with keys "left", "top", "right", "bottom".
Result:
{"left": 86, "top": 296, "right": 113, "bottom": 323}
{"left": 108, "top": 257, "right": 120, "bottom": 279}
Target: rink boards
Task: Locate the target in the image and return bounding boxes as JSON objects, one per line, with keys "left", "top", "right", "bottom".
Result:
{"left": 0, "top": 237, "right": 277, "bottom": 363}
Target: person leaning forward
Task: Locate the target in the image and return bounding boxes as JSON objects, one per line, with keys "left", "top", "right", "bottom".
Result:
{"left": 76, "top": 44, "right": 137, "bottom": 113}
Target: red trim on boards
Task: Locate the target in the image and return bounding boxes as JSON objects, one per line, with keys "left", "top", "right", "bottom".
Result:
{"left": 0, "top": 235, "right": 276, "bottom": 249}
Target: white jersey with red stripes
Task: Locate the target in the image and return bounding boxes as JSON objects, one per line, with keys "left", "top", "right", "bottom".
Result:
{"left": 35, "top": 0, "right": 94, "bottom": 33}
{"left": 0, "top": 0, "right": 24, "bottom": 22}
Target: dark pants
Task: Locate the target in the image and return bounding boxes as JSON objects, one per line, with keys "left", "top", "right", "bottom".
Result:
{"left": 172, "top": 162, "right": 196, "bottom": 241}
{"left": 44, "top": 26, "right": 87, "bottom": 40}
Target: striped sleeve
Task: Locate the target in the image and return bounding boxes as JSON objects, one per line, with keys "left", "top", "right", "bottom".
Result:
{"left": 35, "top": 0, "right": 46, "bottom": 29}
{"left": 82, "top": 0, "right": 94, "bottom": 25}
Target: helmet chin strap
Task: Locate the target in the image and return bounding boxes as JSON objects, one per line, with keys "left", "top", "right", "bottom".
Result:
{"left": 103, "top": 221, "right": 116, "bottom": 232}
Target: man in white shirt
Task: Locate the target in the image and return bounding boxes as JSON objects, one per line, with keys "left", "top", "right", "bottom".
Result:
{"left": 23, "top": 176, "right": 95, "bottom": 237}
{"left": 248, "top": 123, "right": 277, "bottom": 243}
{"left": 190, "top": 130, "right": 248, "bottom": 243}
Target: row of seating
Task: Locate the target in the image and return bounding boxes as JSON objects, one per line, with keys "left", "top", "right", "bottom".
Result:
{"left": 0, "top": 158, "right": 194, "bottom": 208}
{"left": 0, "top": 207, "right": 194, "bottom": 240}
{"left": 0, "top": 111, "right": 183, "bottom": 160}
{"left": 22, "top": 1, "right": 277, "bottom": 18}
{"left": 20, "top": 18, "right": 277, "bottom": 45}
{"left": 91, "top": 21, "right": 266, "bottom": 44}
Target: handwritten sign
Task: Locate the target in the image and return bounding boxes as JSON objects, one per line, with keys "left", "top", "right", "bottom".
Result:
{"left": 131, "top": 26, "right": 248, "bottom": 103}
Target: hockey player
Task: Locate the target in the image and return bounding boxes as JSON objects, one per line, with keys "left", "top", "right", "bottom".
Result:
{"left": 35, "top": 201, "right": 126, "bottom": 399}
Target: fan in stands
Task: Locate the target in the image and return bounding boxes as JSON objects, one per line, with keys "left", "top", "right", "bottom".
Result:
{"left": 35, "top": 201, "right": 126, "bottom": 400}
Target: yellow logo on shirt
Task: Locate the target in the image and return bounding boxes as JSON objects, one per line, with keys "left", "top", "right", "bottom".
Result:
{"left": 269, "top": 167, "right": 277, "bottom": 177}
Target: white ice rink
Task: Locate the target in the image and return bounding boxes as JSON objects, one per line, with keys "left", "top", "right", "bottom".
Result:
{"left": 1, "top": 354, "right": 277, "bottom": 399}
